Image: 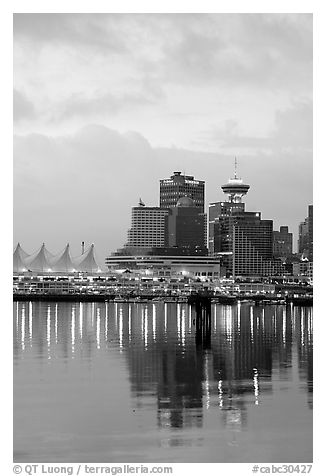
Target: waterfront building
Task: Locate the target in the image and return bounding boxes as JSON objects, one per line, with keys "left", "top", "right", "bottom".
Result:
{"left": 273, "top": 226, "right": 293, "bottom": 258}
{"left": 74, "top": 244, "right": 102, "bottom": 273}
{"left": 160, "top": 171, "right": 205, "bottom": 212}
{"left": 167, "top": 196, "right": 207, "bottom": 251}
{"left": 298, "top": 219, "right": 309, "bottom": 256}
{"left": 126, "top": 202, "right": 170, "bottom": 249}
{"left": 13, "top": 243, "right": 29, "bottom": 273}
{"left": 293, "top": 261, "right": 313, "bottom": 280}
{"left": 108, "top": 196, "right": 212, "bottom": 277}
{"left": 308, "top": 205, "right": 313, "bottom": 261}
{"left": 24, "top": 243, "right": 54, "bottom": 273}
{"left": 50, "top": 243, "right": 75, "bottom": 273}
{"left": 298, "top": 205, "right": 313, "bottom": 260}
{"left": 224, "top": 212, "right": 276, "bottom": 277}
{"left": 209, "top": 164, "right": 282, "bottom": 277}
{"left": 115, "top": 188, "right": 208, "bottom": 260}
{"left": 105, "top": 253, "right": 221, "bottom": 279}
{"left": 12, "top": 243, "right": 101, "bottom": 274}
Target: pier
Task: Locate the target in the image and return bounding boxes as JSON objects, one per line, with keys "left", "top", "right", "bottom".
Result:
{"left": 13, "top": 290, "right": 313, "bottom": 305}
{"left": 13, "top": 273, "right": 313, "bottom": 305}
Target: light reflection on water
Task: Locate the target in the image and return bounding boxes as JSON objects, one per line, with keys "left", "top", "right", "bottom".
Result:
{"left": 13, "top": 301, "right": 312, "bottom": 463}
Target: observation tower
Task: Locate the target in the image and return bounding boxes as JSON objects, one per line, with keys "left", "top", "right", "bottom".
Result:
{"left": 221, "top": 158, "right": 250, "bottom": 203}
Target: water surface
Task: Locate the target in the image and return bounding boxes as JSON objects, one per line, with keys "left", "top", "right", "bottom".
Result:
{"left": 13, "top": 301, "right": 313, "bottom": 462}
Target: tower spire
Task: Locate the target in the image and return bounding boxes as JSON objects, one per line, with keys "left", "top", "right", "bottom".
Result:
{"left": 221, "top": 158, "right": 250, "bottom": 203}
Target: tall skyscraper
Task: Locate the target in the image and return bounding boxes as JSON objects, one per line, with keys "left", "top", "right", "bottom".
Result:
{"left": 232, "top": 214, "right": 274, "bottom": 277}
{"left": 167, "top": 196, "right": 207, "bottom": 251}
{"left": 298, "top": 205, "right": 313, "bottom": 260}
{"left": 209, "top": 164, "right": 280, "bottom": 277}
{"left": 298, "top": 219, "right": 309, "bottom": 255}
{"left": 212, "top": 211, "right": 275, "bottom": 276}
{"left": 160, "top": 171, "right": 205, "bottom": 212}
{"left": 308, "top": 205, "right": 313, "bottom": 261}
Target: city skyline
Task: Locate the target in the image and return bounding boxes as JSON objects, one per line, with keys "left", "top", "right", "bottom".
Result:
{"left": 13, "top": 13, "right": 312, "bottom": 265}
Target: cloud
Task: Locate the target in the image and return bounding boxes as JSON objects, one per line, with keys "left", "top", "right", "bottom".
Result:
{"left": 158, "top": 14, "right": 312, "bottom": 91}
{"left": 48, "top": 88, "right": 163, "bottom": 122}
{"left": 14, "top": 13, "right": 312, "bottom": 92}
{"left": 13, "top": 13, "right": 312, "bottom": 151}
{"left": 205, "top": 101, "right": 312, "bottom": 155}
{"left": 272, "top": 101, "right": 312, "bottom": 150}
{"left": 13, "top": 13, "right": 126, "bottom": 54}
{"left": 13, "top": 89, "right": 35, "bottom": 122}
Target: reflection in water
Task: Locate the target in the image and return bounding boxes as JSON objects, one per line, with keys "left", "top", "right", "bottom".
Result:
{"left": 29, "top": 301, "right": 33, "bottom": 342}
{"left": 47, "top": 305, "right": 51, "bottom": 359}
{"left": 21, "top": 304, "right": 25, "bottom": 351}
{"left": 55, "top": 303, "right": 58, "bottom": 344}
{"left": 13, "top": 301, "right": 313, "bottom": 462}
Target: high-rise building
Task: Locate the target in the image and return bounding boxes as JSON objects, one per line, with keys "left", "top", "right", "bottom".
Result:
{"left": 273, "top": 226, "right": 293, "bottom": 258}
{"left": 298, "top": 219, "right": 309, "bottom": 255}
{"left": 126, "top": 202, "right": 170, "bottom": 249}
{"left": 209, "top": 164, "right": 281, "bottom": 277}
{"left": 232, "top": 214, "right": 274, "bottom": 277}
{"left": 298, "top": 205, "right": 313, "bottom": 260}
{"left": 160, "top": 171, "right": 205, "bottom": 212}
{"left": 308, "top": 205, "right": 313, "bottom": 261}
{"left": 209, "top": 162, "right": 249, "bottom": 255}
{"left": 213, "top": 211, "right": 275, "bottom": 277}
{"left": 167, "top": 196, "right": 207, "bottom": 251}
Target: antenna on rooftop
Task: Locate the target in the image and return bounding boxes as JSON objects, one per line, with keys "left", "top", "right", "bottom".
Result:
{"left": 234, "top": 157, "right": 237, "bottom": 179}
{"left": 81, "top": 241, "right": 85, "bottom": 255}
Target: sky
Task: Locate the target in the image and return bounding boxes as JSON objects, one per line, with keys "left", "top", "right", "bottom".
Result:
{"left": 13, "top": 13, "right": 313, "bottom": 266}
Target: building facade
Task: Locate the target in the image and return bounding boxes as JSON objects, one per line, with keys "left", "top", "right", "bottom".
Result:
{"left": 298, "top": 205, "right": 313, "bottom": 260}
{"left": 126, "top": 205, "right": 170, "bottom": 248}
{"left": 308, "top": 205, "right": 313, "bottom": 261}
{"left": 167, "top": 196, "right": 207, "bottom": 251}
{"left": 209, "top": 201, "right": 245, "bottom": 254}
{"left": 232, "top": 214, "right": 275, "bottom": 276}
{"left": 160, "top": 171, "right": 205, "bottom": 212}
{"left": 273, "top": 226, "right": 293, "bottom": 258}
{"left": 106, "top": 253, "right": 221, "bottom": 279}
{"left": 212, "top": 211, "right": 276, "bottom": 277}
{"left": 298, "top": 219, "right": 309, "bottom": 256}
{"left": 292, "top": 261, "right": 313, "bottom": 280}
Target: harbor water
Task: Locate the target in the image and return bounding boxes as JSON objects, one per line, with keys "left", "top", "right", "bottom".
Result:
{"left": 13, "top": 301, "right": 313, "bottom": 463}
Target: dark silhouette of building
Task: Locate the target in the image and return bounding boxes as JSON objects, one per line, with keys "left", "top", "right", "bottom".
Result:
{"left": 273, "top": 226, "right": 293, "bottom": 258}
{"left": 308, "top": 205, "right": 313, "bottom": 261}
{"left": 167, "top": 196, "right": 207, "bottom": 251}
{"left": 298, "top": 220, "right": 309, "bottom": 256}
{"left": 160, "top": 171, "right": 205, "bottom": 212}
{"left": 298, "top": 205, "right": 313, "bottom": 260}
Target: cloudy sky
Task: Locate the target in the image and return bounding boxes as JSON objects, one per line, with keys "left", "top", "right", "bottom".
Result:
{"left": 13, "top": 13, "right": 312, "bottom": 266}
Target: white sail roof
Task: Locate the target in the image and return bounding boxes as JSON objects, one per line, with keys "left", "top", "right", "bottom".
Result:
{"left": 50, "top": 244, "right": 76, "bottom": 273}
{"left": 13, "top": 243, "right": 29, "bottom": 272}
{"left": 25, "top": 243, "right": 53, "bottom": 272}
{"left": 74, "top": 244, "right": 101, "bottom": 273}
